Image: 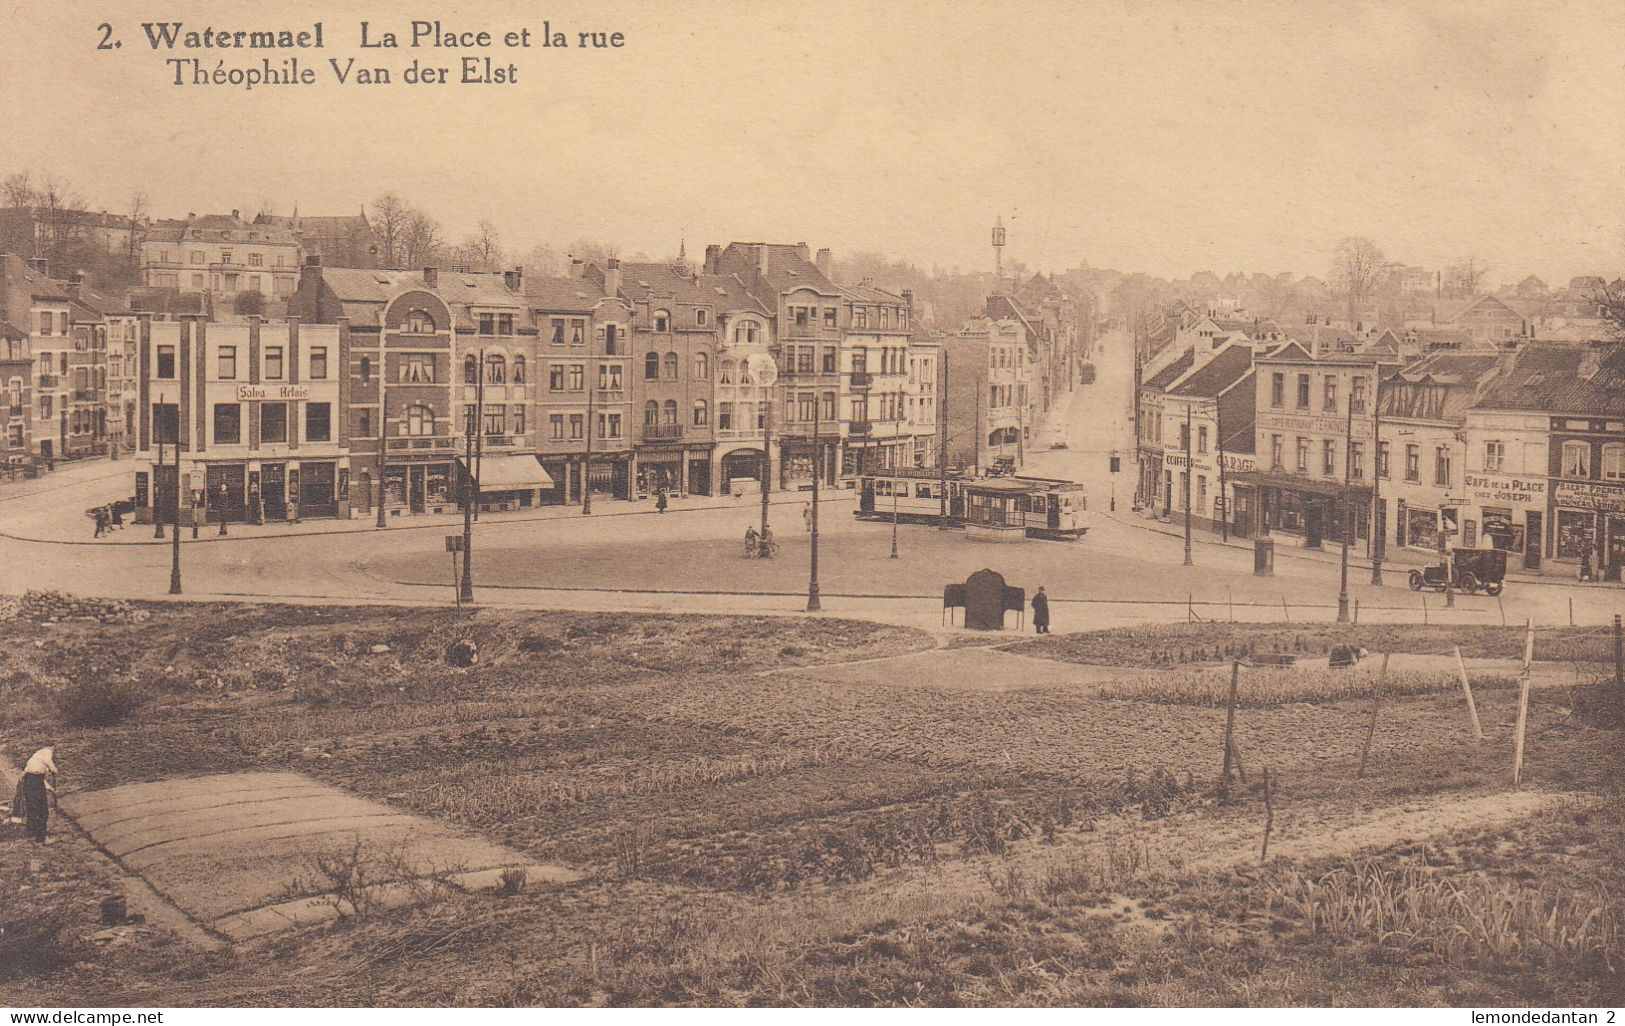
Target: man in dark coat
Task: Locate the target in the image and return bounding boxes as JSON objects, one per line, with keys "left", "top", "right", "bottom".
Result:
{"left": 656, "top": 490, "right": 668, "bottom": 514}
{"left": 1032, "top": 586, "right": 1051, "bottom": 634}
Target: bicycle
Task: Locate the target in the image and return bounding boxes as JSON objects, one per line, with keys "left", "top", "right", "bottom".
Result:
{"left": 758, "top": 538, "right": 781, "bottom": 559}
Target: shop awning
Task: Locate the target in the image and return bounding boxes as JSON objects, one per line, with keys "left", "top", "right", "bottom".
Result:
{"left": 459, "top": 454, "right": 554, "bottom": 491}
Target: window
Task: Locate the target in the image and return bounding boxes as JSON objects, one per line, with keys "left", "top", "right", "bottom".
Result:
{"left": 644, "top": 400, "right": 659, "bottom": 426}
{"left": 1270, "top": 434, "right": 1284, "bottom": 469}
{"left": 568, "top": 364, "right": 583, "bottom": 391}
{"left": 599, "top": 364, "right": 623, "bottom": 391}
{"left": 604, "top": 413, "right": 622, "bottom": 438}
{"left": 550, "top": 319, "right": 566, "bottom": 345}
{"left": 1484, "top": 440, "right": 1505, "bottom": 472}
{"left": 406, "top": 404, "right": 434, "bottom": 436}
{"left": 156, "top": 345, "right": 176, "bottom": 379}
{"left": 1179, "top": 422, "right": 1190, "bottom": 451}
{"left": 264, "top": 346, "right": 284, "bottom": 380}
{"left": 1323, "top": 439, "right": 1337, "bottom": 477}
{"left": 484, "top": 407, "right": 505, "bottom": 435}
{"left": 793, "top": 306, "right": 809, "bottom": 328}
{"left": 796, "top": 347, "right": 814, "bottom": 373}
{"left": 693, "top": 399, "right": 709, "bottom": 426}
{"left": 823, "top": 347, "right": 837, "bottom": 373}
{"left": 479, "top": 313, "right": 495, "bottom": 336}
{"left": 1563, "top": 441, "right": 1591, "bottom": 478}
{"left": 644, "top": 351, "right": 660, "bottom": 379}
{"left": 512, "top": 405, "right": 525, "bottom": 434}
{"left": 463, "top": 404, "right": 478, "bottom": 436}
{"left": 1434, "top": 445, "right": 1451, "bottom": 487}
{"left": 498, "top": 314, "right": 514, "bottom": 336}
{"left": 1405, "top": 444, "right": 1420, "bottom": 482}
{"left": 463, "top": 355, "right": 478, "bottom": 384}
{"left": 403, "top": 355, "right": 434, "bottom": 383}
{"left": 570, "top": 319, "right": 585, "bottom": 345}
{"left": 1323, "top": 376, "right": 1338, "bottom": 412}
{"left": 822, "top": 392, "right": 836, "bottom": 421}
{"left": 309, "top": 347, "right": 328, "bottom": 380}
{"left": 1351, "top": 376, "right": 1368, "bottom": 413}
{"left": 662, "top": 399, "right": 678, "bottom": 424}
{"left": 663, "top": 352, "right": 678, "bottom": 379}
{"left": 485, "top": 354, "right": 506, "bottom": 384}
{"left": 213, "top": 403, "right": 241, "bottom": 444}
{"left": 404, "top": 309, "right": 435, "bottom": 334}
{"left": 1378, "top": 440, "right": 1391, "bottom": 478}
{"left": 569, "top": 414, "right": 583, "bottom": 439}
{"left": 1296, "top": 437, "right": 1309, "bottom": 473}
{"left": 151, "top": 403, "right": 177, "bottom": 444}
{"left": 359, "top": 409, "right": 372, "bottom": 437}
{"left": 653, "top": 310, "right": 670, "bottom": 332}
{"left": 359, "top": 356, "right": 372, "bottom": 384}
{"left": 1197, "top": 425, "right": 1209, "bottom": 454}
{"left": 719, "top": 359, "right": 735, "bottom": 385}
{"left": 718, "top": 402, "right": 733, "bottom": 430}
{"left": 219, "top": 250, "right": 233, "bottom": 265}
{"left": 853, "top": 307, "right": 868, "bottom": 329}
{"left": 1296, "top": 374, "right": 1310, "bottom": 409}
{"left": 550, "top": 414, "right": 564, "bottom": 440}
{"left": 549, "top": 364, "right": 565, "bottom": 391}
{"left": 824, "top": 307, "right": 838, "bottom": 329}
{"left": 248, "top": 253, "right": 262, "bottom": 267}
{"left": 1603, "top": 444, "right": 1625, "bottom": 481}
{"left": 217, "top": 346, "right": 237, "bottom": 380}
{"left": 190, "top": 251, "right": 204, "bottom": 265}
{"left": 512, "top": 356, "right": 525, "bottom": 384}
{"left": 693, "top": 352, "right": 709, "bottom": 379}
{"left": 305, "top": 402, "right": 331, "bottom": 442}
{"left": 696, "top": 308, "right": 709, "bottom": 326}
{"left": 1350, "top": 442, "right": 1365, "bottom": 480}
{"left": 261, "top": 401, "right": 288, "bottom": 444}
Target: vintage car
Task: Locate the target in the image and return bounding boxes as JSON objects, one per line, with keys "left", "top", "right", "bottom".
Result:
{"left": 1408, "top": 547, "right": 1507, "bottom": 596}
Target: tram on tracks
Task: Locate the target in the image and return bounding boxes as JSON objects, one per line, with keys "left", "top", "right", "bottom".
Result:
{"left": 854, "top": 469, "right": 1090, "bottom": 540}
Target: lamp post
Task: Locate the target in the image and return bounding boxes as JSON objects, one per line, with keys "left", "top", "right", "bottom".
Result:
{"left": 1369, "top": 370, "right": 1385, "bottom": 585}
{"left": 807, "top": 387, "right": 822, "bottom": 612}
{"left": 1183, "top": 401, "right": 1193, "bottom": 566}
{"left": 1337, "top": 381, "right": 1356, "bottom": 623}
{"left": 168, "top": 401, "right": 182, "bottom": 595}
{"left": 938, "top": 348, "right": 950, "bottom": 529}
{"left": 375, "top": 350, "right": 388, "bottom": 529}
{"left": 890, "top": 453, "right": 899, "bottom": 558}
{"left": 760, "top": 366, "right": 772, "bottom": 541}
{"left": 459, "top": 348, "right": 483, "bottom": 605}
{"left": 153, "top": 395, "right": 166, "bottom": 539}
{"left": 582, "top": 357, "right": 595, "bottom": 515}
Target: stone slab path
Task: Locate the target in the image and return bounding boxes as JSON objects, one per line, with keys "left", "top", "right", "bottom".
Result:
{"left": 62, "top": 771, "right": 580, "bottom": 942}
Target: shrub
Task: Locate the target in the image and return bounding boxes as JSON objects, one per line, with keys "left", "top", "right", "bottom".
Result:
{"left": 55, "top": 677, "right": 146, "bottom": 727}
{"left": 0, "top": 907, "right": 79, "bottom": 980}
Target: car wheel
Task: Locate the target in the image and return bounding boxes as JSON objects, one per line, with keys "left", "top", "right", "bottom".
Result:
{"left": 1408, "top": 570, "right": 1424, "bottom": 591}
{"left": 1460, "top": 572, "right": 1479, "bottom": 595}
{"left": 1486, "top": 582, "right": 1504, "bottom": 596}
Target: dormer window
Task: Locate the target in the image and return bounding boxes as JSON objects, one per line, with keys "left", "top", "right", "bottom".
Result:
{"left": 695, "top": 308, "right": 708, "bottom": 326}
{"left": 654, "top": 310, "right": 670, "bottom": 333}
{"left": 404, "top": 310, "right": 436, "bottom": 334}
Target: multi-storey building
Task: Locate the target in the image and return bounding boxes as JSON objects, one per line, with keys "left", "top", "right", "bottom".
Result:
{"left": 1160, "top": 342, "right": 1258, "bottom": 535}
{"left": 948, "top": 317, "right": 1033, "bottom": 473}
{"left": 904, "top": 327, "right": 941, "bottom": 470}
{"left": 838, "top": 280, "right": 916, "bottom": 474}
{"left": 142, "top": 212, "right": 302, "bottom": 299}
{"left": 706, "top": 273, "right": 776, "bottom": 496}
{"left": 1237, "top": 342, "right": 1401, "bottom": 548}
{"left": 134, "top": 316, "right": 349, "bottom": 525}
{"left": 6, "top": 256, "right": 75, "bottom": 462}
{"left": 1134, "top": 347, "right": 1195, "bottom": 512}
{"left": 611, "top": 259, "right": 722, "bottom": 496}
{"left": 0, "top": 254, "right": 49, "bottom": 470}
{"left": 63, "top": 277, "right": 137, "bottom": 458}
{"left": 254, "top": 211, "right": 380, "bottom": 269}
{"left": 526, "top": 262, "right": 635, "bottom": 505}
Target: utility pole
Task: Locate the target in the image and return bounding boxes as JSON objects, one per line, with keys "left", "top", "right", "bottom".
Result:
{"left": 459, "top": 348, "right": 483, "bottom": 605}
{"left": 938, "top": 348, "right": 949, "bottom": 528}
{"left": 375, "top": 346, "right": 388, "bottom": 529}
{"left": 975, "top": 374, "right": 983, "bottom": 476}
{"left": 168, "top": 407, "right": 182, "bottom": 595}
{"left": 153, "top": 394, "right": 166, "bottom": 539}
{"left": 1183, "top": 401, "right": 1193, "bottom": 566}
{"left": 807, "top": 388, "right": 822, "bottom": 611}
{"left": 1214, "top": 398, "right": 1230, "bottom": 543}
{"left": 1369, "top": 367, "right": 1385, "bottom": 585}
{"left": 760, "top": 372, "right": 772, "bottom": 540}
{"left": 1337, "top": 379, "right": 1355, "bottom": 623}
{"left": 582, "top": 356, "right": 594, "bottom": 515}
{"left": 890, "top": 452, "right": 899, "bottom": 559}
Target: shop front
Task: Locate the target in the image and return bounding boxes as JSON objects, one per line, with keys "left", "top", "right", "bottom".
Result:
{"left": 379, "top": 458, "right": 455, "bottom": 517}
{"left": 637, "top": 450, "right": 684, "bottom": 496}
{"left": 460, "top": 454, "right": 554, "bottom": 511}
{"left": 1552, "top": 480, "right": 1625, "bottom": 580}
{"left": 204, "top": 463, "right": 247, "bottom": 522}
{"left": 1235, "top": 469, "right": 1369, "bottom": 549}
{"left": 1464, "top": 472, "right": 1546, "bottom": 570}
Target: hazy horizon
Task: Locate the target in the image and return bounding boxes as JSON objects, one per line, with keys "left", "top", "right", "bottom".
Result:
{"left": 4, "top": 0, "right": 1623, "bottom": 286}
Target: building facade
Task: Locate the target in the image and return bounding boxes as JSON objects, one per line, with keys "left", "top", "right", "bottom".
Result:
{"left": 143, "top": 212, "right": 302, "bottom": 299}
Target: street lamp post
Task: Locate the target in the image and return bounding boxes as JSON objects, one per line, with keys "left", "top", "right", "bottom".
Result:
{"left": 807, "top": 388, "right": 822, "bottom": 612}
{"left": 1337, "top": 386, "right": 1356, "bottom": 623}
{"left": 1369, "top": 372, "right": 1385, "bottom": 586}
{"left": 459, "top": 348, "right": 483, "bottom": 605}
{"left": 890, "top": 458, "right": 899, "bottom": 558}
{"left": 582, "top": 359, "right": 595, "bottom": 516}
{"left": 938, "top": 348, "right": 950, "bottom": 529}
{"left": 375, "top": 353, "right": 388, "bottom": 529}
{"left": 168, "top": 407, "right": 181, "bottom": 595}
{"left": 1183, "top": 402, "right": 1193, "bottom": 566}
{"left": 153, "top": 397, "right": 166, "bottom": 539}
{"left": 760, "top": 375, "right": 772, "bottom": 541}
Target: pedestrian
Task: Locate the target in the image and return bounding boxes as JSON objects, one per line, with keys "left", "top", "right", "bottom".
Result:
{"left": 1031, "top": 585, "right": 1051, "bottom": 634}
{"left": 17, "top": 745, "right": 57, "bottom": 843}
{"left": 110, "top": 504, "right": 124, "bottom": 529}
{"left": 656, "top": 490, "right": 668, "bottom": 514}
{"left": 92, "top": 507, "right": 107, "bottom": 538}
{"left": 803, "top": 502, "right": 812, "bottom": 532}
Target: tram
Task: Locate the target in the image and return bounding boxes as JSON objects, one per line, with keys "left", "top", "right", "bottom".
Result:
{"left": 854, "top": 469, "right": 1090, "bottom": 540}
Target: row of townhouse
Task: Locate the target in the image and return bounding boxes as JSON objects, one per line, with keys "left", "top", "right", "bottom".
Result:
{"left": 1136, "top": 313, "right": 1625, "bottom": 580}
{"left": 123, "top": 241, "right": 951, "bottom": 524}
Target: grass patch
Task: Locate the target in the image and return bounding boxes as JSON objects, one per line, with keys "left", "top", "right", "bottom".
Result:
{"left": 1099, "top": 667, "right": 1521, "bottom": 707}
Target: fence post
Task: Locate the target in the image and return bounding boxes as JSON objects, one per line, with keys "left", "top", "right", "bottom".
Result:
{"left": 1281, "top": 595, "right": 1290, "bottom": 623}
{"left": 1512, "top": 619, "right": 1534, "bottom": 786}
{"left": 1220, "top": 659, "right": 1241, "bottom": 798}
{"left": 1614, "top": 615, "right": 1622, "bottom": 697}
{"left": 1421, "top": 594, "right": 1428, "bottom": 625}
{"left": 1353, "top": 598, "right": 1360, "bottom": 625}
{"left": 1259, "top": 766, "right": 1275, "bottom": 864}
{"left": 1568, "top": 596, "right": 1574, "bottom": 627}
{"left": 1357, "top": 652, "right": 1391, "bottom": 778}
{"left": 1497, "top": 594, "right": 1506, "bottom": 626}
{"left": 1453, "top": 645, "right": 1483, "bottom": 739}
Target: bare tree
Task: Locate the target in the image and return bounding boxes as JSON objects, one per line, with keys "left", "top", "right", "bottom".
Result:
{"left": 400, "top": 209, "right": 444, "bottom": 268}
{"left": 1588, "top": 280, "right": 1625, "bottom": 337}
{"left": 1443, "top": 255, "right": 1491, "bottom": 298}
{"left": 516, "top": 243, "right": 564, "bottom": 278}
{"left": 369, "top": 194, "right": 410, "bottom": 267}
{"left": 446, "top": 219, "right": 505, "bottom": 271}
{"left": 125, "top": 190, "right": 149, "bottom": 273}
{"left": 33, "top": 172, "right": 85, "bottom": 272}
{"left": 1330, "top": 237, "right": 1388, "bottom": 323}
{"left": 2, "top": 171, "right": 36, "bottom": 209}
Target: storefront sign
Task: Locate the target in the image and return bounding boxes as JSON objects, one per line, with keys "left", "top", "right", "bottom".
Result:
{"left": 1220, "top": 453, "right": 1255, "bottom": 473}
{"left": 1554, "top": 480, "right": 1625, "bottom": 514}
{"left": 237, "top": 384, "right": 311, "bottom": 402}
{"left": 1258, "top": 411, "right": 1372, "bottom": 439}
{"left": 1464, "top": 473, "right": 1545, "bottom": 505}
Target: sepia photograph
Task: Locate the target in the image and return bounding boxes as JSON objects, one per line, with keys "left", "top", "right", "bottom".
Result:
{"left": 1, "top": 0, "right": 1622, "bottom": 1014}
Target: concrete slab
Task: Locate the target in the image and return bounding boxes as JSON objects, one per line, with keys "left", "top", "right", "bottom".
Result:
{"left": 61, "top": 771, "right": 582, "bottom": 942}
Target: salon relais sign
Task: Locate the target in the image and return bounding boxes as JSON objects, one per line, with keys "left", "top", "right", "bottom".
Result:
{"left": 1464, "top": 473, "right": 1545, "bottom": 505}
{"left": 237, "top": 384, "right": 311, "bottom": 401}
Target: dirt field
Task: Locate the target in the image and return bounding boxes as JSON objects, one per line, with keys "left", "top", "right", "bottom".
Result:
{"left": 2, "top": 602, "right": 1620, "bottom": 1006}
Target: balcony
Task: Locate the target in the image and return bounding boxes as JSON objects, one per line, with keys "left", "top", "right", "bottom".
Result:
{"left": 848, "top": 420, "right": 873, "bottom": 436}
{"left": 387, "top": 437, "right": 447, "bottom": 451}
{"left": 74, "top": 390, "right": 96, "bottom": 402}
{"left": 642, "top": 424, "right": 684, "bottom": 442}
{"left": 849, "top": 372, "right": 873, "bottom": 388}
{"left": 36, "top": 374, "right": 58, "bottom": 389}
{"left": 483, "top": 434, "right": 518, "bottom": 447}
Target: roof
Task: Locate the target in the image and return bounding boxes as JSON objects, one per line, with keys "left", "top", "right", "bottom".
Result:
{"left": 1472, "top": 342, "right": 1625, "bottom": 416}
{"left": 714, "top": 243, "right": 841, "bottom": 301}
{"left": 523, "top": 275, "right": 606, "bottom": 314}
{"left": 147, "top": 213, "right": 300, "bottom": 247}
{"left": 125, "top": 287, "right": 207, "bottom": 316}
{"left": 314, "top": 267, "right": 525, "bottom": 326}
{"left": 1168, "top": 344, "right": 1255, "bottom": 398}
{"left": 1143, "top": 349, "right": 1196, "bottom": 390}
{"left": 1394, "top": 351, "right": 1500, "bottom": 385}
{"left": 0, "top": 253, "right": 68, "bottom": 306}
{"left": 68, "top": 285, "right": 132, "bottom": 319}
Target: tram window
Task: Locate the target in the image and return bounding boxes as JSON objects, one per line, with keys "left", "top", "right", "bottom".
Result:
{"left": 916, "top": 484, "right": 932, "bottom": 498}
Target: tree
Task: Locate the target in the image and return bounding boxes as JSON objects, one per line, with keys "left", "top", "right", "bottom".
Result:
{"left": 564, "top": 238, "right": 617, "bottom": 267}
{"left": 1443, "top": 255, "right": 1490, "bottom": 298}
{"left": 1330, "top": 237, "right": 1388, "bottom": 322}
{"left": 1588, "top": 280, "right": 1625, "bottom": 337}
{"left": 369, "top": 194, "right": 410, "bottom": 267}
{"left": 446, "top": 219, "right": 505, "bottom": 271}
{"left": 400, "top": 209, "right": 443, "bottom": 268}
{"left": 125, "top": 190, "right": 148, "bottom": 277}
{"left": 516, "top": 243, "right": 564, "bottom": 277}
{"left": 31, "top": 172, "right": 84, "bottom": 273}
{"left": 2, "top": 171, "right": 35, "bottom": 209}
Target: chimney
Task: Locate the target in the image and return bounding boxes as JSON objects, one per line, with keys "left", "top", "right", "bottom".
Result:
{"left": 796, "top": 242, "right": 811, "bottom": 262}
{"left": 901, "top": 289, "right": 914, "bottom": 311}
{"left": 231, "top": 209, "right": 240, "bottom": 219}
{"left": 603, "top": 258, "right": 622, "bottom": 297}
{"left": 568, "top": 258, "right": 585, "bottom": 279}
{"left": 757, "top": 245, "right": 770, "bottom": 276}
{"left": 815, "top": 247, "right": 832, "bottom": 279}
{"left": 27, "top": 257, "right": 47, "bottom": 277}
{"left": 66, "top": 272, "right": 83, "bottom": 299}
{"left": 703, "top": 245, "right": 721, "bottom": 275}
{"left": 422, "top": 266, "right": 438, "bottom": 289}
{"left": 503, "top": 266, "right": 523, "bottom": 293}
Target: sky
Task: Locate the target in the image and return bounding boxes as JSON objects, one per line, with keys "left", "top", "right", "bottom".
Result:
{"left": 3, "top": 0, "right": 1624, "bottom": 285}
